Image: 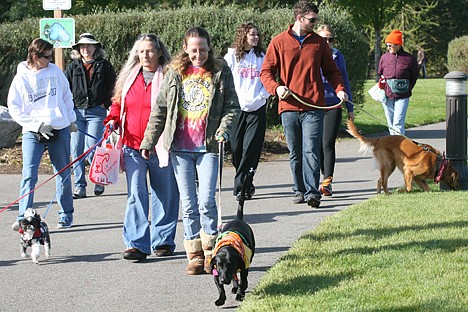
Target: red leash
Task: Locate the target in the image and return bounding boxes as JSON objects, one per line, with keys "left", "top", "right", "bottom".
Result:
{"left": 0, "top": 127, "right": 112, "bottom": 214}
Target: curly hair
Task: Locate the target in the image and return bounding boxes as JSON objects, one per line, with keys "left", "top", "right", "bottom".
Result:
{"left": 170, "top": 26, "right": 215, "bottom": 78}
{"left": 293, "top": 0, "right": 319, "bottom": 19}
{"left": 232, "top": 22, "right": 265, "bottom": 63}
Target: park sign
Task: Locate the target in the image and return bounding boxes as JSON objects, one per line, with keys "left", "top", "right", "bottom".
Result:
{"left": 40, "top": 18, "right": 75, "bottom": 48}
{"left": 43, "top": 0, "right": 71, "bottom": 10}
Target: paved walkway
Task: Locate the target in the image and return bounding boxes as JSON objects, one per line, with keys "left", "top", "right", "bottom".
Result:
{"left": 0, "top": 122, "right": 448, "bottom": 311}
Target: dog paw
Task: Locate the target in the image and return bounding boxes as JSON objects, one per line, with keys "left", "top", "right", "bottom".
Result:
{"left": 235, "top": 293, "right": 245, "bottom": 301}
{"left": 21, "top": 252, "right": 29, "bottom": 259}
{"left": 215, "top": 297, "right": 226, "bottom": 306}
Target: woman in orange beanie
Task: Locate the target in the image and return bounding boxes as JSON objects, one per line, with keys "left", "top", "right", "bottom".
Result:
{"left": 377, "top": 29, "right": 418, "bottom": 135}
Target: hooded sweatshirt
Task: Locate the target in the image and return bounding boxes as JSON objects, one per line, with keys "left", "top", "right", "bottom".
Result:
{"left": 7, "top": 61, "right": 76, "bottom": 133}
{"left": 224, "top": 48, "right": 269, "bottom": 112}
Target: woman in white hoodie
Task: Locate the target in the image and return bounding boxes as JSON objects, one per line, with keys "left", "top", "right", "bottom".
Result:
{"left": 8, "top": 38, "right": 77, "bottom": 229}
{"left": 224, "top": 22, "right": 269, "bottom": 200}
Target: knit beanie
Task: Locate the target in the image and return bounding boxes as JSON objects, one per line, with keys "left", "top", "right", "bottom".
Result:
{"left": 385, "top": 30, "right": 403, "bottom": 46}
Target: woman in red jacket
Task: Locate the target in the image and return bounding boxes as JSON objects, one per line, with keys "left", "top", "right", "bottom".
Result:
{"left": 104, "top": 34, "right": 179, "bottom": 261}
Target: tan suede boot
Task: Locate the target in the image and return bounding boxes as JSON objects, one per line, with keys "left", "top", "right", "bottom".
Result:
{"left": 183, "top": 239, "right": 205, "bottom": 275}
{"left": 200, "top": 231, "right": 217, "bottom": 274}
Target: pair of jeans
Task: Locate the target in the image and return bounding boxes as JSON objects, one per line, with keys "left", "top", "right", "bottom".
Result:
{"left": 122, "top": 146, "right": 180, "bottom": 255}
{"left": 320, "top": 107, "right": 342, "bottom": 179}
{"left": 18, "top": 128, "right": 74, "bottom": 221}
{"left": 70, "top": 106, "right": 107, "bottom": 189}
{"left": 231, "top": 105, "right": 267, "bottom": 195}
{"left": 171, "top": 152, "right": 218, "bottom": 240}
{"left": 382, "top": 97, "right": 410, "bottom": 135}
{"left": 281, "top": 110, "right": 323, "bottom": 201}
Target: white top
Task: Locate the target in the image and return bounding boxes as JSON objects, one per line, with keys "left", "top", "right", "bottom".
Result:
{"left": 7, "top": 61, "right": 76, "bottom": 133}
{"left": 224, "top": 48, "right": 269, "bottom": 112}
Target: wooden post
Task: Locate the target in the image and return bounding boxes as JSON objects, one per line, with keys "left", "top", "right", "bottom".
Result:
{"left": 53, "top": 9, "right": 64, "bottom": 70}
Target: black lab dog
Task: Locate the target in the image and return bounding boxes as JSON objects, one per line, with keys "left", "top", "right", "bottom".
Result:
{"left": 211, "top": 168, "right": 256, "bottom": 306}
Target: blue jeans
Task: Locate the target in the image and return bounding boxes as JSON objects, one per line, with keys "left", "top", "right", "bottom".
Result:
{"left": 122, "top": 146, "right": 180, "bottom": 255}
{"left": 171, "top": 152, "right": 218, "bottom": 240}
{"left": 281, "top": 110, "right": 323, "bottom": 201}
{"left": 18, "top": 129, "right": 74, "bottom": 221}
{"left": 382, "top": 97, "right": 410, "bottom": 135}
{"left": 70, "top": 106, "right": 107, "bottom": 188}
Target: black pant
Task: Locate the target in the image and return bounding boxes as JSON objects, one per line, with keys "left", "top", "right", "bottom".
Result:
{"left": 231, "top": 105, "right": 267, "bottom": 195}
{"left": 320, "top": 107, "right": 342, "bottom": 179}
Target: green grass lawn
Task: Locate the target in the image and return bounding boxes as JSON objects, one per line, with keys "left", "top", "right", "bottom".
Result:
{"left": 350, "top": 78, "right": 447, "bottom": 135}
{"left": 238, "top": 191, "right": 468, "bottom": 312}
{"left": 239, "top": 79, "right": 467, "bottom": 311}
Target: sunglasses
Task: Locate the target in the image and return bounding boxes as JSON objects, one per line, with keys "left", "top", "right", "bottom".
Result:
{"left": 302, "top": 16, "right": 318, "bottom": 23}
{"left": 37, "top": 53, "right": 53, "bottom": 60}
{"left": 386, "top": 44, "right": 394, "bottom": 48}
{"left": 323, "top": 37, "right": 335, "bottom": 43}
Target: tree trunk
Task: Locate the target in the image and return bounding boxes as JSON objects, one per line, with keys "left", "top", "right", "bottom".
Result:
{"left": 374, "top": 27, "right": 381, "bottom": 81}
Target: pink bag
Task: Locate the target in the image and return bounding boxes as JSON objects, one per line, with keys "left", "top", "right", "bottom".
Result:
{"left": 89, "top": 136, "right": 121, "bottom": 185}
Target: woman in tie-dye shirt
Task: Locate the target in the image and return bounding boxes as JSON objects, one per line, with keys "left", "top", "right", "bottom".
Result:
{"left": 141, "top": 26, "right": 240, "bottom": 275}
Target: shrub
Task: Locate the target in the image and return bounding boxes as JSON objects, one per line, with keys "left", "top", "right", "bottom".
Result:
{"left": 447, "top": 35, "right": 468, "bottom": 73}
{"left": 0, "top": 4, "right": 368, "bottom": 126}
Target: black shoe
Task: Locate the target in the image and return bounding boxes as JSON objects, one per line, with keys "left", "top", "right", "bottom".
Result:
{"left": 154, "top": 245, "right": 173, "bottom": 257}
{"left": 94, "top": 184, "right": 105, "bottom": 196}
{"left": 236, "top": 191, "right": 252, "bottom": 201}
{"left": 123, "top": 248, "right": 148, "bottom": 260}
{"left": 307, "top": 198, "right": 321, "bottom": 208}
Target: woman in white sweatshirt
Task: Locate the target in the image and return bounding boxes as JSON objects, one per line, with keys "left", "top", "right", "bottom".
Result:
{"left": 8, "top": 38, "right": 77, "bottom": 229}
{"left": 224, "top": 22, "right": 270, "bottom": 200}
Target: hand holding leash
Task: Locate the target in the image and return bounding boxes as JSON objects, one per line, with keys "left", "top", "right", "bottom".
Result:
{"left": 277, "top": 86, "right": 290, "bottom": 100}
{"left": 215, "top": 130, "right": 229, "bottom": 142}
{"left": 38, "top": 123, "right": 54, "bottom": 140}
{"left": 337, "top": 90, "right": 349, "bottom": 102}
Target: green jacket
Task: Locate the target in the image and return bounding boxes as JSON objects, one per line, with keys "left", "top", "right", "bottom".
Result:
{"left": 140, "top": 59, "right": 240, "bottom": 153}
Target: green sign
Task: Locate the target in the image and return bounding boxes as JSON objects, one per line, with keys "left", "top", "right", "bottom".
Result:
{"left": 40, "top": 18, "right": 75, "bottom": 48}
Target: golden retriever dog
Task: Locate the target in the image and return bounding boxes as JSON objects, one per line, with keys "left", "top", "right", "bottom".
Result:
{"left": 347, "top": 119, "right": 459, "bottom": 194}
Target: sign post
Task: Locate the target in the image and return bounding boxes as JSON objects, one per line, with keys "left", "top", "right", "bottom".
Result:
{"left": 42, "top": 0, "right": 72, "bottom": 70}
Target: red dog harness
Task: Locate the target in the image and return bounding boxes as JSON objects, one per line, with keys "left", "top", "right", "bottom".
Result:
{"left": 434, "top": 152, "right": 449, "bottom": 184}
{"left": 19, "top": 223, "right": 48, "bottom": 246}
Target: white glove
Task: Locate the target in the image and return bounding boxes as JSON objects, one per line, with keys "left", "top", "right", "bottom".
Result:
{"left": 70, "top": 122, "right": 78, "bottom": 133}
{"left": 38, "top": 123, "right": 54, "bottom": 140}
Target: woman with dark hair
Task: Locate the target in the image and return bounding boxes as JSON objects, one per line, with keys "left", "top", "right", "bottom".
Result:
{"left": 65, "top": 33, "right": 116, "bottom": 198}
{"left": 140, "top": 27, "right": 240, "bottom": 275}
{"left": 8, "top": 38, "right": 77, "bottom": 230}
{"left": 316, "top": 24, "right": 354, "bottom": 196}
{"left": 104, "top": 34, "right": 179, "bottom": 261}
{"left": 224, "top": 22, "right": 269, "bottom": 200}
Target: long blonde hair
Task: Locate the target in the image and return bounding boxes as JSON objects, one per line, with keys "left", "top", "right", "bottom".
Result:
{"left": 112, "top": 34, "right": 171, "bottom": 102}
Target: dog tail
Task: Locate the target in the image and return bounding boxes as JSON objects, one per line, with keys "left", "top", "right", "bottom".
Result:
{"left": 346, "top": 119, "right": 376, "bottom": 153}
{"left": 237, "top": 168, "right": 255, "bottom": 220}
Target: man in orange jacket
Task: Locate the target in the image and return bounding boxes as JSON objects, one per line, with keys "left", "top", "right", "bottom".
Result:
{"left": 261, "top": 0, "right": 348, "bottom": 208}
